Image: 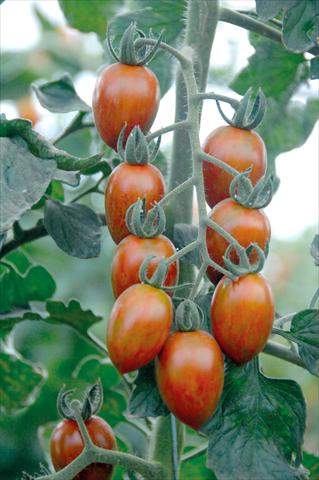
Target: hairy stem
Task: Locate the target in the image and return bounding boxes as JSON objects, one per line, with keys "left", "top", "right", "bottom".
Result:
{"left": 263, "top": 341, "right": 306, "bottom": 369}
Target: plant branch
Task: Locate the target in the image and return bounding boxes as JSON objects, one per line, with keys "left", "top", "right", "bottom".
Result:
{"left": 158, "top": 177, "right": 195, "bottom": 208}
{"left": 0, "top": 215, "right": 106, "bottom": 259}
{"left": 195, "top": 92, "right": 239, "bottom": 109}
{"left": 263, "top": 341, "right": 306, "bottom": 369}
{"left": 147, "top": 121, "right": 191, "bottom": 142}
{"left": 219, "top": 7, "right": 319, "bottom": 56}
{"left": 200, "top": 150, "right": 239, "bottom": 176}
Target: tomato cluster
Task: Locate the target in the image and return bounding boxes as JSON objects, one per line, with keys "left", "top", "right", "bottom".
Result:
{"left": 203, "top": 125, "right": 274, "bottom": 364}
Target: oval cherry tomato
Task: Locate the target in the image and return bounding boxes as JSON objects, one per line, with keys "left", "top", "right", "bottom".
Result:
{"left": 206, "top": 198, "right": 271, "bottom": 285}
{"left": 211, "top": 273, "right": 274, "bottom": 364}
{"left": 50, "top": 416, "right": 117, "bottom": 480}
{"left": 93, "top": 63, "right": 160, "bottom": 150}
{"left": 156, "top": 330, "right": 224, "bottom": 429}
{"left": 203, "top": 126, "right": 266, "bottom": 207}
{"left": 105, "top": 163, "right": 165, "bottom": 244}
{"left": 111, "top": 234, "right": 179, "bottom": 298}
{"left": 107, "top": 284, "right": 173, "bottom": 373}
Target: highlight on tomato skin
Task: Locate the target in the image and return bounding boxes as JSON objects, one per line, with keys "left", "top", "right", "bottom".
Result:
{"left": 92, "top": 63, "right": 160, "bottom": 151}
{"left": 210, "top": 273, "right": 275, "bottom": 365}
{"left": 107, "top": 284, "right": 173, "bottom": 374}
{"left": 50, "top": 416, "right": 117, "bottom": 480}
{"left": 105, "top": 163, "right": 165, "bottom": 244}
{"left": 155, "top": 330, "right": 224, "bottom": 430}
{"left": 202, "top": 125, "right": 267, "bottom": 208}
{"left": 206, "top": 198, "right": 271, "bottom": 285}
{"left": 111, "top": 234, "right": 179, "bottom": 298}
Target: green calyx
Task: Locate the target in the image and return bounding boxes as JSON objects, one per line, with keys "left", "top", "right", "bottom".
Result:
{"left": 126, "top": 199, "right": 166, "bottom": 238}
{"left": 216, "top": 87, "right": 266, "bottom": 130}
{"left": 57, "top": 380, "right": 103, "bottom": 421}
{"left": 117, "top": 125, "right": 161, "bottom": 165}
{"left": 107, "top": 22, "right": 163, "bottom": 66}
{"left": 175, "top": 299, "right": 202, "bottom": 331}
{"left": 139, "top": 255, "right": 169, "bottom": 289}
{"left": 230, "top": 169, "right": 274, "bottom": 208}
{"left": 223, "top": 242, "right": 266, "bottom": 278}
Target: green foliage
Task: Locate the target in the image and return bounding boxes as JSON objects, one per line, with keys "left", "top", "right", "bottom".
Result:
{"left": 58, "top": 0, "right": 119, "bottom": 40}
{"left": 231, "top": 34, "right": 318, "bottom": 165}
{"left": 277, "top": 309, "right": 319, "bottom": 376}
{"left": 32, "top": 73, "right": 90, "bottom": 113}
{"left": 129, "top": 361, "right": 169, "bottom": 417}
{"left": 255, "top": 0, "right": 319, "bottom": 53}
{"left": 180, "top": 450, "right": 215, "bottom": 480}
{"left": 109, "top": 0, "right": 186, "bottom": 96}
{"left": 0, "top": 250, "right": 56, "bottom": 315}
{"left": 202, "top": 359, "right": 307, "bottom": 480}
{"left": 0, "top": 136, "right": 56, "bottom": 233}
{"left": 302, "top": 451, "right": 319, "bottom": 479}
{"left": 44, "top": 200, "right": 102, "bottom": 258}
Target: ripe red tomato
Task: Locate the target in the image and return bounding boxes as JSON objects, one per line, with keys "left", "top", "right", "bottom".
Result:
{"left": 111, "top": 234, "right": 179, "bottom": 298}
{"left": 203, "top": 125, "right": 266, "bottom": 207}
{"left": 105, "top": 162, "right": 165, "bottom": 244}
{"left": 211, "top": 273, "right": 274, "bottom": 364}
{"left": 107, "top": 284, "right": 173, "bottom": 373}
{"left": 206, "top": 198, "right": 271, "bottom": 285}
{"left": 156, "top": 330, "right": 224, "bottom": 429}
{"left": 93, "top": 63, "right": 160, "bottom": 150}
{"left": 50, "top": 415, "right": 117, "bottom": 480}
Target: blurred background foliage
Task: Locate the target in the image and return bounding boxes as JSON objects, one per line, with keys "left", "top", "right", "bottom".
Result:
{"left": 0, "top": 1, "right": 318, "bottom": 479}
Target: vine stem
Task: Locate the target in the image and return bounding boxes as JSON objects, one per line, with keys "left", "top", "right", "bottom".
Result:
{"left": 195, "top": 92, "right": 239, "bottom": 108}
{"left": 53, "top": 112, "right": 94, "bottom": 145}
{"left": 263, "top": 341, "right": 306, "bottom": 369}
{"left": 146, "top": 120, "right": 191, "bottom": 141}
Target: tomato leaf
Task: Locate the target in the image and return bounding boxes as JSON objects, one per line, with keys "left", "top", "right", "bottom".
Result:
{"left": 45, "top": 299, "right": 102, "bottom": 334}
{"left": 276, "top": 309, "right": 319, "bottom": 376}
{"left": 180, "top": 450, "right": 215, "bottom": 480}
{"left": 32, "top": 73, "right": 90, "bottom": 113}
{"left": 73, "top": 356, "right": 120, "bottom": 390}
{"left": 58, "top": 0, "right": 119, "bottom": 40}
{"left": 255, "top": 0, "right": 319, "bottom": 53}
{"left": 129, "top": 361, "right": 169, "bottom": 418}
{"left": 44, "top": 199, "right": 102, "bottom": 258}
{"left": 0, "top": 257, "right": 56, "bottom": 314}
{"left": 173, "top": 224, "right": 201, "bottom": 268}
{"left": 0, "top": 347, "right": 46, "bottom": 415}
{"left": 109, "top": 0, "right": 186, "bottom": 97}
{"left": 202, "top": 359, "right": 307, "bottom": 480}
{"left": 0, "top": 136, "right": 56, "bottom": 233}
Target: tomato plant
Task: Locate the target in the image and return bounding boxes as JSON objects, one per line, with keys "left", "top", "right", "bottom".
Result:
{"left": 156, "top": 330, "right": 224, "bottom": 429}
{"left": 211, "top": 273, "right": 275, "bottom": 364}
{"left": 111, "top": 234, "right": 179, "bottom": 298}
{"left": 50, "top": 416, "right": 117, "bottom": 480}
{"left": 1, "top": 2, "right": 318, "bottom": 480}
{"left": 93, "top": 63, "right": 160, "bottom": 150}
{"left": 203, "top": 126, "right": 266, "bottom": 207}
{"left": 206, "top": 198, "right": 270, "bottom": 284}
{"left": 107, "top": 283, "right": 173, "bottom": 373}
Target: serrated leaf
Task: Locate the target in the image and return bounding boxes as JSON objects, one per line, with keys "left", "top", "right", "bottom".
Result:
{"left": 109, "top": 0, "right": 186, "bottom": 97}
{"left": 180, "top": 450, "right": 215, "bottom": 480}
{"left": 0, "top": 263, "right": 56, "bottom": 314}
{"left": 173, "top": 224, "right": 201, "bottom": 268}
{"left": 0, "top": 348, "right": 46, "bottom": 415}
{"left": 277, "top": 309, "right": 319, "bottom": 376}
{"left": 202, "top": 359, "right": 306, "bottom": 480}
{"left": 310, "top": 234, "right": 319, "bottom": 266}
{"left": 129, "top": 361, "right": 169, "bottom": 418}
{"left": 46, "top": 299, "right": 102, "bottom": 335}
{"left": 44, "top": 200, "right": 102, "bottom": 258}
{"left": 0, "top": 136, "right": 56, "bottom": 233}
{"left": 32, "top": 73, "right": 90, "bottom": 113}
{"left": 58, "top": 0, "right": 118, "bottom": 39}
